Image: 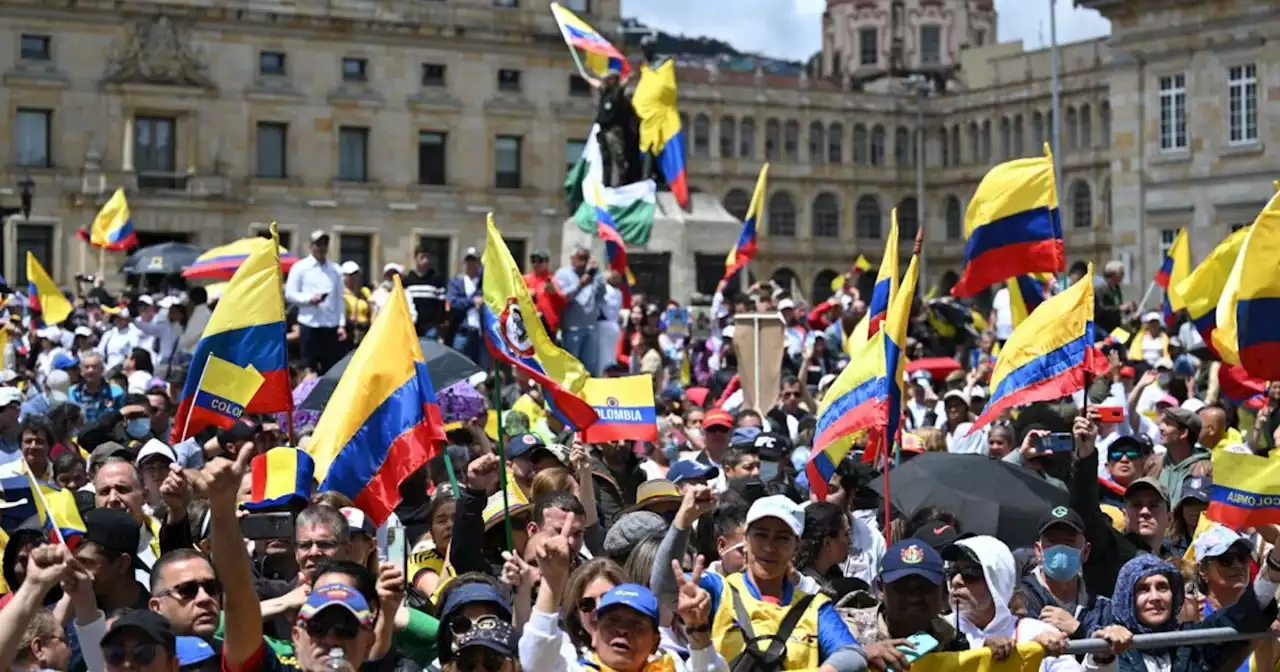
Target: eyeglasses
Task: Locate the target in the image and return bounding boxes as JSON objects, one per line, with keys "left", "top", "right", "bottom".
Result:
{"left": 1108, "top": 448, "right": 1142, "bottom": 462}
{"left": 450, "top": 614, "right": 506, "bottom": 638}
{"left": 297, "top": 539, "right": 343, "bottom": 552}
{"left": 576, "top": 597, "right": 597, "bottom": 614}
{"left": 158, "top": 579, "right": 222, "bottom": 601}
{"left": 946, "top": 566, "right": 985, "bottom": 584}
{"left": 304, "top": 612, "right": 363, "bottom": 640}
{"left": 103, "top": 643, "right": 159, "bottom": 667}
{"left": 457, "top": 649, "right": 507, "bottom": 672}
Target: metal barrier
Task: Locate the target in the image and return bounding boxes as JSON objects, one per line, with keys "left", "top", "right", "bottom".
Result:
{"left": 1061, "top": 627, "right": 1276, "bottom": 656}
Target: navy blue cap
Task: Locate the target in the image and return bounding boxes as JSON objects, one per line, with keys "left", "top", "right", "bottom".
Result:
{"left": 880, "top": 538, "right": 945, "bottom": 585}
{"left": 505, "top": 434, "right": 543, "bottom": 460}
{"left": 440, "top": 583, "right": 513, "bottom": 621}
{"left": 596, "top": 583, "right": 659, "bottom": 627}
{"left": 1178, "top": 475, "right": 1212, "bottom": 506}
{"left": 666, "top": 460, "right": 719, "bottom": 484}
{"left": 731, "top": 426, "right": 762, "bottom": 446}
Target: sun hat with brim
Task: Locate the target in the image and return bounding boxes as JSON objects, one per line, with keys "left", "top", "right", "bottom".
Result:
{"left": 621, "top": 479, "right": 681, "bottom": 515}
{"left": 482, "top": 488, "right": 530, "bottom": 531}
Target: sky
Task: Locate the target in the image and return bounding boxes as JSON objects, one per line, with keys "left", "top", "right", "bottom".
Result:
{"left": 620, "top": 0, "right": 1112, "bottom": 61}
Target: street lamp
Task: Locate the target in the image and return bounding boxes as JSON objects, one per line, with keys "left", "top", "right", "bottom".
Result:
{"left": 0, "top": 174, "right": 35, "bottom": 224}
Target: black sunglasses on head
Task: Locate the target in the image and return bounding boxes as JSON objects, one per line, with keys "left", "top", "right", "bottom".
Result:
{"left": 159, "top": 578, "right": 222, "bottom": 601}
{"left": 103, "top": 643, "right": 159, "bottom": 667}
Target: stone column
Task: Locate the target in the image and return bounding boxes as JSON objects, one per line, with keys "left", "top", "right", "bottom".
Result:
{"left": 122, "top": 115, "right": 134, "bottom": 171}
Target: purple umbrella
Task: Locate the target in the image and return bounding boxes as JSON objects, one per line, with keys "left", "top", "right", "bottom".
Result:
{"left": 438, "top": 381, "right": 485, "bottom": 424}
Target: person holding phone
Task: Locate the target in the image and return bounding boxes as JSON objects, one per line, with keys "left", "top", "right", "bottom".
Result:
{"left": 284, "top": 230, "right": 346, "bottom": 375}
{"left": 856, "top": 539, "right": 968, "bottom": 670}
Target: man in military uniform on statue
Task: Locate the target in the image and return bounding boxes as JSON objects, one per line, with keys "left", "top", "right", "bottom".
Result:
{"left": 586, "top": 66, "right": 635, "bottom": 187}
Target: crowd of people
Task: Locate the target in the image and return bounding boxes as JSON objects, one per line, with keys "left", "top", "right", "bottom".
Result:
{"left": 0, "top": 230, "right": 1279, "bottom": 672}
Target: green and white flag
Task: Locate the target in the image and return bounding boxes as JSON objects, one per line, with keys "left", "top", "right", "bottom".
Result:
{"left": 564, "top": 124, "right": 657, "bottom": 246}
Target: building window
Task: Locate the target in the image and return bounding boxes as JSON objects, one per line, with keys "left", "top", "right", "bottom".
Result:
{"left": 894, "top": 126, "right": 911, "bottom": 166}
{"left": 1159, "top": 229, "right": 1177, "bottom": 257}
{"left": 719, "top": 117, "right": 736, "bottom": 158}
{"left": 999, "top": 117, "right": 1011, "bottom": 159}
{"left": 809, "top": 122, "right": 826, "bottom": 164}
{"left": 856, "top": 195, "right": 881, "bottom": 239}
{"left": 421, "top": 63, "right": 447, "bottom": 87}
{"left": 783, "top": 120, "right": 800, "bottom": 162}
{"left": 497, "top": 69, "right": 522, "bottom": 93}
{"left": 851, "top": 124, "right": 867, "bottom": 165}
{"left": 338, "top": 233, "right": 373, "bottom": 284}
{"left": 1013, "top": 115, "right": 1025, "bottom": 156}
{"left": 1032, "top": 111, "right": 1044, "bottom": 149}
{"left": 568, "top": 74, "right": 592, "bottom": 97}
{"left": 418, "top": 131, "right": 447, "bottom": 185}
{"left": 493, "top": 0, "right": 518, "bottom": 6}
{"left": 19, "top": 34, "right": 51, "bottom": 61}
{"left": 722, "top": 188, "right": 750, "bottom": 221}
{"left": 1100, "top": 102, "right": 1111, "bottom": 147}
{"left": 828, "top": 122, "right": 843, "bottom": 164}
{"left": 767, "top": 192, "right": 796, "bottom": 237}
{"left": 920, "top": 25, "right": 941, "bottom": 65}
{"left": 939, "top": 127, "right": 949, "bottom": 167}
{"left": 812, "top": 193, "right": 840, "bottom": 238}
{"left": 417, "top": 236, "right": 451, "bottom": 275}
{"left": 134, "top": 116, "right": 177, "bottom": 188}
{"left": 1227, "top": 64, "right": 1258, "bottom": 145}
{"left": 562, "top": 0, "right": 589, "bottom": 10}
{"left": 1065, "top": 107, "right": 1079, "bottom": 150}
{"left": 693, "top": 115, "right": 710, "bottom": 157}
{"left": 1158, "top": 73, "right": 1188, "bottom": 151}
{"left": 495, "top": 135, "right": 522, "bottom": 189}
{"left": 255, "top": 122, "right": 287, "bottom": 179}
{"left": 898, "top": 198, "right": 919, "bottom": 239}
{"left": 859, "top": 27, "right": 878, "bottom": 65}
{"left": 15, "top": 108, "right": 52, "bottom": 168}
{"left": 981, "top": 120, "right": 992, "bottom": 163}
{"left": 974, "top": 29, "right": 987, "bottom": 46}
{"left": 950, "top": 124, "right": 960, "bottom": 165}
{"left": 739, "top": 117, "right": 756, "bottom": 159}
{"left": 1080, "top": 105, "right": 1093, "bottom": 149}
{"left": 338, "top": 126, "right": 369, "bottom": 182}
{"left": 944, "top": 196, "right": 963, "bottom": 241}
{"left": 1070, "top": 180, "right": 1092, "bottom": 229}
{"left": 341, "top": 57, "right": 367, "bottom": 82}
{"left": 968, "top": 122, "right": 980, "bottom": 163}
{"left": 765, "top": 119, "right": 780, "bottom": 160}
{"left": 259, "top": 51, "right": 286, "bottom": 76}
{"left": 870, "top": 125, "right": 886, "bottom": 166}
{"left": 565, "top": 138, "right": 586, "bottom": 179}
{"left": 15, "top": 224, "right": 54, "bottom": 287}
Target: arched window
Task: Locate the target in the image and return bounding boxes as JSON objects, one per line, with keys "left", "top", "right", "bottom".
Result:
{"left": 981, "top": 120, "right": 992, "bottom": 163}
{"left": 1000, "top": 117, "right": 1011, "bottom": 159}
{"left": 853, "top": 124, "right": 869, "bottom": 164}
{"left": 809, "top": 122, "right": 826, "bottom": 164}
{"left": 1032, "top": 111, "right": 1045, "bottom": 149}
{"left": 784, "top": 120, "right": 800, "bottom": 161}
{"left": 772, "top": 267, "right": 799, "bottom": 294}
{"left": 938, "top": 127, "right": 949, "bottom": 167}
{"left": 719, "top": 116, "right": 736, "bottom": 158}
{"left": 679, "top": 112, "right": 689, "bottom": 135}
{"left": 870, "top": 125, "right": 886, "bottom": 166}
{"left": 813, "top": 269, "right": 839, "bottom": 304}
{"left": 812, "top": 192, "right": 841, "bottom": 238}
{"left": 767, "top": 191, "right": 797, "bottom": 237}
{"left": 693, "top": 114, "right": 711, "bottom": 157}
{"left": 739, "top": 117, "right": 757, "bottom": 159}
{"left": 856, "top": 195, "right": 882, "bottom": 239}
{"left": 828, "top": 122, "right": 844, "bottom": 163}
{"left": 968, "top": 122, "right": 980, "bottom": 163}
{"left": 944, "top": 195, "right": 963, "bottom": 241}
{"left": 897, "top": 197, "right": 919, "bottom": 239}
{"left": 1065, "top": 107, "right": 1079, "bottom": 150}
{"left": 1012, "top": 114, "right": 1025, "bottom": 156}
{"left": 1100, "top": 102, "right": 1112, "bottom": 148}
{"left": 723, "top": 188, "right": 751, "bottom": 221}
{"left": 894, "top": 127, "right": 911, "bottom": 166}
{"left": 765, "top": 118, "right": 781, "bottom": 160}
{"left": 950, "top": 124, "right": 961, "bottom": 165}
{"left": 1080, "top": 104, "right": 1093, "bottom": 149}
{"left": 1070, "top": 180, "right": 1092, "bottom": 229}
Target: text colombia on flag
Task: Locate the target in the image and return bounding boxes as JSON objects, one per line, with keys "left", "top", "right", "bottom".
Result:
{"left": 581, "top": 375, "right": 657, "bottom": 443}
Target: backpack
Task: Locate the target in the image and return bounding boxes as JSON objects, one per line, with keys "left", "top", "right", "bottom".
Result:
{"left": 726, "top": 586, "right": 816, "bottom": 672}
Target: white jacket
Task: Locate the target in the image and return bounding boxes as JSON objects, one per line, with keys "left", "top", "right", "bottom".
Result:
{"left": 519, "top": 609, "right": 728, "bottom": 672}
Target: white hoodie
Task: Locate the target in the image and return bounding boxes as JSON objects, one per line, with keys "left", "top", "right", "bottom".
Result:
{"left": 945, "top": 536, "right": 1082, "bottom": 672}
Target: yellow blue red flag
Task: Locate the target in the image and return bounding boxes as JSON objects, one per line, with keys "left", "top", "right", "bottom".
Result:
{"left": 189, "top": 354, "right": 264, "bottom": 432}
{"left": 1213, "top": 191, "right": 1280, "bottom": 378}
{"left": 633, "top": 60, "right": 688, "bottom": 209}
{"left": 877, "top": 246, "right": 919, "bottom": 466}
{"left": 1156, "top": 228, "right": 1191, "bottom": 327}
{"left": 307, "top": 276, "right": 446, "bottom": 524}
{"left": 970, "top": 265, "right": 1107, "bottom": 433}
{"left": 867, "top": 210, "right": 900, "bottom": 337}
{"left": 952, "top": 143, "right": 1064, "bottom": 297}
{"left": 1007, "top": 274, "right": 1051, "bottom": 328}
{"left": 723, "top": 164, "right": 767, "bottom": 283}
{"left": 1171, "top": 226, "right": 1250, "bottom": 355}
{"left": 26, "top": 252, "right": 72, "bottom": 325}
{"left": 85, "top": 188, "right": 136, "bottom": 251}
{"left": 25, "top": 465, "right": 86, "bottom": 548}
{"left": 183, "top": 235, "right": 299, "bottom": 281}
{"left": 549, "top": 3, "right": 630, "bottom": 80}
{"left": 244, "top": 447, "right": 317, "bottom": 512}
{"left": 172, "top": 232, "right": 291, "bottom": 442}
{"left": 482, "top": 214, "right": 598, "bottom": 430}
{"left": 580, "top": 376, "right": 658, "bottom": 444}
{"left": 1205, "top": 450, "right": 1280, "bottom": 529}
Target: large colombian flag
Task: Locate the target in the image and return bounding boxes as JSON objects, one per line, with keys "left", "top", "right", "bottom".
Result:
{"left": 307, "top": 277, "right": 446, "bottom": 525}
{"left": 866, "top": 210, "right": 900, "bottom": 337}
{"left": 951, "top": 143, "right": 1064, "bottom": 298}
{"left": 1213, "top": 191, "right": 1280, "bottom": 380}
{"left": 1171, "top": 226, "right": 1250, "bottom": 354}
{"left": 969, "top": 265, "right": 1108, "bottom": 434}
{"left": 633, "top": 59, "right": 689, "bottom": 210}
{"left": 549, "top": 3, "right": 629, "bottom": 79}
{"left": 581, "top": 375, "right": 658, "bottom": 444}
{"left": 1206, "top": 450, "right": 1280, "bottom": 529}
{"left": 172, "top": 233, "right": 291, "bottom": 442}
{"left": 722, "top": 164, "right": 768, "bottom": 283}
{"left": 1155, "top": 228, "right": 1191, "bottom": 327}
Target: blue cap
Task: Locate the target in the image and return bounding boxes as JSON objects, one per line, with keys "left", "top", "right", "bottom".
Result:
{"left": 880, "top": 538, "right": 946, "bottom": 585}
{"left": 596, "top": 583, "right": 659, "bottom": 627}
{"left": 505, "top": 433, "right": 543, "bottom": 460}
{"left": 176, "top": 636, "right": 215, "bottom": 666}
{"left": 731, "top": 426, "right": 761, "bottom": 445}
{"left": 1178, "top": 475, "right": 1212, "bottom": 506}
{"left": 297, "top": 583, "right": 374, "bottom": 627}
{"left": 52, "top": 353, "right": 79, "bottom": 370}
{"left": 440, "top": 583, "right": 513, "bottom": 621}
{"left": 666, "top": 460, "right": 719, "bottom": 484}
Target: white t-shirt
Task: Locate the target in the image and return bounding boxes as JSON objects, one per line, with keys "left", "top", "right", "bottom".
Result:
{"left": 992, "top": 288, "right": 1014, "bottom": 340}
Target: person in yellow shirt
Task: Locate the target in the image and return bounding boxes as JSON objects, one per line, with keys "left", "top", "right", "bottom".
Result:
{"left": 341, "top": 261, "right": 372, "bottom": 346}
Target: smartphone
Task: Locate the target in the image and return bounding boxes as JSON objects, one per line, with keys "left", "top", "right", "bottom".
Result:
{"left": 1096, "top": 406, "right": 1125, "bottom": 424}
{"left": 759, "top": 459, "right": 780, "bottom": 482}
{"left": 240, "top": 512, "right": 295, "bottom": 540}
{"left": 897, "top": 632, "right": 940, "bottom": 662}
{"left": 1035, "top": 432, "right": 1075, "bottom": 453}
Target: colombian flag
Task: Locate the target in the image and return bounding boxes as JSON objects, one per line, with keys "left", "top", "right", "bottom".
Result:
{"left": 581, "top": 375, "right": 658, "bottom": 444}
{"left": 307, "top": 277, "right": 446, "bottom": 525}
{"left": 633, "top": 60, "right": 688, "bottom": 209}
{"left": 243, "top": 448, "right": 316, "bottom": 512}
{"left": 84, "top": 188, "right": 137, "bottom": 251}
{"left": 1008, "top": 274, "right": 1050, "bottom": 328}
{"left": 26, "top": 252, "right": 72, "bottom": 325}
{"left": 482, "top": 214, "right": 598, "bottom": 430}
{"left": 172, "top": 233, "right": 291, "bottom": 442}
{"left": 970, "top": 265, "right": 1108, "bottom": 433}
{"left": 1172, "top": 226, "right": 1250, "bottom": 354}
{"left": 188, "top": 354, "right": 265, "bottom": 434}
{"left": 549, "top": 3, "right": 630, "bottom": 79}
{"left": 595, "top": 186, "right": 635, "bottom": 309}
{"left": 951, "top": 143, "right": 1064, "bottom": 298}
{"left": 1206, "top": 450, "right": 1280, "bottom": 529}
{"left": 182, "top": 235, "right": 299, "bottom": 280}
{"left": 26, "top": 466, "right": 86, "bottom": 548}
{"left": 1213, "top": 192, "right": 1280, "bottom": 379}
{"left": 1156, "top": 228, "right": 1191, "bottom": 328}
{"left": 867, "top": 210, "right": 900, "bottom": 337}
{"left": 723, "top": 164, "right": 767, "bottom": 283}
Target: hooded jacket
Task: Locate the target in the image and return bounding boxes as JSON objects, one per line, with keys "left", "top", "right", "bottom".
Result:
{"left": 945, "top": 536, "right": 1082, "bottom": 672}
{"left": 1017, "top": 569, "right": 1112, "bottom": 639}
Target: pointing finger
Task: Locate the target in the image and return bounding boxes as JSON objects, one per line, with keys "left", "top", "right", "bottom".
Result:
{"left": 560, "top": 512, "right": 576, "bottom": 538}
{"left": 234, "top": 443, "right": 256, "bottom": 474}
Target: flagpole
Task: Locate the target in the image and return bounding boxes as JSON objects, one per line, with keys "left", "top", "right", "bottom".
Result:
{"left": 1135, "top": 280, "right": 1158, "bottom": 314}
{"left": 549, "top": 4, "right": 593, "bottom": 82}
{"left": 492, "top": 359, "right": 514, "bottom": 552}
{"left": 179, "top": 363, "right": 212, "bottom": 442}
{"left": 23, "top": 457, "right": 67, "bottom": 547}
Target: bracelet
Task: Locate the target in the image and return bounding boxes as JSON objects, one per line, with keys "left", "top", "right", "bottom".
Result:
{"left": 686, "top": 624, "right": 711, "bottom": 634}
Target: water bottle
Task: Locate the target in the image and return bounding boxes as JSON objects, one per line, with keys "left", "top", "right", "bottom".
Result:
{"left": 325, "top": 648, "right": 355, "bottom": 672}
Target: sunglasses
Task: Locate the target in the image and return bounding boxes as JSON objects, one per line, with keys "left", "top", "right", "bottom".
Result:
{"left": 297, "top": 539, "right": 343, "bottom": 552}
{"left": 103, "top": 643, "right": 159, "bottom": 667}
{"left": 1108, "top": 448, "right": 1143, "bottom": 462}
{"left": 304, "top": 612, "right": 362, "bottom": 640}
{"left": 576, "top": 597, "right": 597, "bottom": 614}
{"left": 450, "top": 614, "right": 506, "bottom": 638}
{"left": 457, "top": 649, "right": 507, "bottom": 672}
{"left": 946, "top": 566, "right": 985, "bottom": 583}
{"left": 159, "top": 578, "right": 222, "bottom": 601}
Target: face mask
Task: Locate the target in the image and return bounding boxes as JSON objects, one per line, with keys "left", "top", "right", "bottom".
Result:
{"left": 1041, "top": 544, "right": 1083, "bottom": 581}
{"left": 1158, "top": 373, "right": 1172, "bottom": 387}
{"left": 662, "top": 439, "right": 682, "bottom": 462}
{"left": 126, "top": 418, "right": 151, "bottom": 439}
{"left": 687, "top": 427, "right": 703, "bottom": 441}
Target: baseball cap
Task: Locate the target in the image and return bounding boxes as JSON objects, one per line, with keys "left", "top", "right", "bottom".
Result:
{"left": 0, "top": 387, "right": 22, "bottom": 408}
{"left": 880, "top": 538, "right": 946, "bottom": 585}
{"left": 176, "top": 636, "right": 216, "bottom": 666}
{"left": 914, "top": 518, "right": 969, "bottom": 551}
{"left": 310, "top": 229, "right": 330, "bottom": 243}
{"left": 666, "top": 460, "right": 719, "bottom": 484}
{"left": 505, "top": 434, "right": 543, "bottom": 460}
{"left": 703, "top": 409, "right": 733, "bottom": 429}
{"left": 777, "top": 298, "right": 796, "bottom": 311}
{"left": 731, "top": 426, "right": 761, "bottom": 446}
{"left": 89, "top": 441, "right": 135, "bottom": 470}
{"left": 969, "top": 386, "right": 988, "bottom": 401}
{"left": 1154, "top": 357, "right": 1174, "bottom": 371}
{"left": 158, "top": 296, "right": 180, "bottom": 309}
{"left": 1155, "top": 394, "right": 1179, "bottom": 409}
{"left": 137, "top": 295, "right": 155, "bottom": 307}
{"left": 1162, "top": 407, "right": 1203, "bottom": 438}
{"left": 531, "top": 248, "right": 551, "bottom": 261}
{"left": 340, "top": 260, "right": 361, "bottom": 275}
{"left": 752, "top": 432, "right": 794, "bottom": 462}
{"left": 83, "top": 508, "right": 142, "bottom": 565}
{"left": 942, "top": 389, "right": 969, "bottom": 406}
{"left": 74, "top": 326, "right": 94, "bottom": 338}
{"left": 596, "top": 584, "right": 660, "bottom": 628}
{"left": 103, "top": 610, "right": 176, "bottom": 651}
{"left": 721, "top": 325, "right": 736, "bottom": 340}
{"left": 1142, "top": 311, "right": 1162, "bottom": 324}
{"left": 440, "top": 583, "right": 513, "bottom": 622}
{"left": 298, "top": 583, "right": 374, "bottom": 627}
{"left": 529, "top": 442, "right": 571, "bottom": 468}
{"left": 1106, "top": 435, "right": 1149, "bottom": 458}
{"left": 340, "top": 507, "right": 376, "bottom": 538}
{"left": 134, "top": 439, "right": 176, "bottom": 467}
{"left": 746, "top": 495, "right": 804, "bottom": 537}
{"left": 1192, "top": 523, "right": 1254, "bottom": 563}
{"left": 1119, "top": 365, "right": 1136, "bottom": 379}
{"left": 1182, "top": 398, "right": 1206, "bottom": 413}
{"left": 1124, "top": 476, "right": 1170, "bottom": 506}
{"left": 452, "top": 616, "right": 517, "bottom": 658}
{"left": 463, "top": 246, "right": 480, "bottom": 260}
{"left": 383, "top": 262, "right": 405, "bottom": 275}
{"left": 52, "top": 353, "right": 79, "bottom": 370}
{"left": 1037, "top": 506, "right": 1085, "bottom": 537}
{"left": 1177, "top": 475, "right": 1212, "bottom": 507}
{"left": 602, "top": 511, "right": 667, "bottom": 558}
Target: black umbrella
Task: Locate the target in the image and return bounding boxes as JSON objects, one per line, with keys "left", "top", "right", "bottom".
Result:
{"left": 121, "top": 242, "right": 205, "bottom": 275}
{"left": 301, "top": 339, "right": 482, "bottom": 412}
{"left": 867, "top": 452, "right": 1067, "bottom": 549}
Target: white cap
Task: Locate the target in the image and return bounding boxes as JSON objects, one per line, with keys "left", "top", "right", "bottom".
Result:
{"left": 36, "top": 326, "right": 61, "bottom": 341}
{"left": 1154, "top": 357, "right": 1174, "bottom": 370}
{"left": 721, "top": 325, "right": 736, "bottom": 340}
{"left": 134, "top": 439, "right": 177, "bottom": 466}
{"left": 943, "top": 389, "right": 969, "bottom": 405}
{"left": 1142, "top": 311, "right": 1162, "bottom": 324}
{"left": 340, "top": 260, "right": 361, "bottom": 275}
{"left": 383, "top": 262, "right": 405, "bottom": 276}
{"left": 340, "top": 507, "right": 376, "bottom": 536}
{"left": 0, "top": 371, "right": 17, "bottom": 386}
{"left": 74, "top": 326, "right": 93, "bottom": 338}
{"left": 746, "top": 495, "right": 804, "bottom": 537}
{"left": 1192, "top": 523, "right": 1253, "bottom": 563}
{"left": 817, "top": 373, "right": 838, "bottom": 395}
{"left": 310, "top": 229, "right": 329, "bottom": 243}
{"left": 158, "top": 296, "right": 180, "bottom": 309}
{"left": 46, "top": 370, "right": 71, "bottom": 394}
{"left": 0, "top": 386, "right": 21, "bottom": 407}
{"left": 463, "top": 246, "right": 480, "bottom": 260}
{"left": 1182, "top": 398, "right": 1206, "bottom": 413}
{"left": 777, "top": 298, "right": 796, "bottom": 311}
{"left": 969, "top": 386, "right": 988, "bottom": 400}
{"left": 137, "top": 295, "right": 155, "bottom": 306}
